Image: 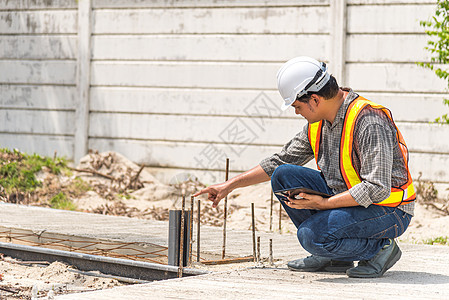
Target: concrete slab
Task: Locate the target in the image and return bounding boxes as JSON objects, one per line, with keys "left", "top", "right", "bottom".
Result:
{"left": 1, "top": 203, "right": 448, "bottom": 299}
{"left": 0, "top": 203, "right": 168, "bottom": 245}
{"left": 0, "top": 203, "right": 300, "bottom": 261}
{"left": 57, "top": 243, "right": 449, "bottom": 299}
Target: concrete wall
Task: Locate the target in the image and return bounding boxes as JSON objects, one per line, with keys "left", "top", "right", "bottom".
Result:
{"left": 1, "top": 0, "right": 448, "bottom": 191}
{"left": 0, "top": 0, "right": 77, "bottom": 158}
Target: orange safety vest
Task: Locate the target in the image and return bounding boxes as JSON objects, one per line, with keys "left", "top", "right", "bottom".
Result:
{"left": 307, "top": 96, "right": 416, "bottom": 207}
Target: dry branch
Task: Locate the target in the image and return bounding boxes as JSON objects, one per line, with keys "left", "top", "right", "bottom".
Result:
{"left": 69, "top": 167, "right": 115, "bottom": 181}
{"left": 125, "top": 165, "right": 145, "bottom": 190}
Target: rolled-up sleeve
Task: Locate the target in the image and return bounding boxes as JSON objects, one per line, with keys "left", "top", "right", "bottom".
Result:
{"left": 259, "top": 124, "right": 314, "bottom": 177}
{"left": 349, "top": 122, "right": 395, "bottom": 207}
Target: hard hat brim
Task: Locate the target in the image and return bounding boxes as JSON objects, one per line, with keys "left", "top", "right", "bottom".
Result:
{"left": 281, "top": 98, "right": 294, "bottom": 111}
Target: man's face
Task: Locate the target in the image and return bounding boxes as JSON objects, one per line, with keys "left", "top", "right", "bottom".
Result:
{"left": 291, "top": 99, "right": 319, "bottom": 123}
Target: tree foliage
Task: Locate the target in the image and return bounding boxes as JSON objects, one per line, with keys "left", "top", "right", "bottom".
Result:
{"left": 419, "top": 0, "right": 449, "bottom": 124}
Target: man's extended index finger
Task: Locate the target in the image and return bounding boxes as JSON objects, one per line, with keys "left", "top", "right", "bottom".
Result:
{"left": 193, "top": 187, "right": 211, "bottom": 197}
{"left": 193, "top": 190, "right": 204, "bottom": 197}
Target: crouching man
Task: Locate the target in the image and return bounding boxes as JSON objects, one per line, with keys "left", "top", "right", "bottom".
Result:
{"left": 194, "top": 56, "right": 415, "bottom": 278}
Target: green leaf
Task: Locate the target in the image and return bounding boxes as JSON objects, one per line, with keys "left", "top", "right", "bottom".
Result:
{"left": 419, "top": 0, "right": 449, "bottom": 123}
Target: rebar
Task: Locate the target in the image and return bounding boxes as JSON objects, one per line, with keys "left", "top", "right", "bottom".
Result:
{"left": 257, "top": 236, "right": 260, "bottom": 263}
{"left": 269, "top": 192, "right": 273, "bottom": 232}
{"left": 279, "top": 201, "right": 282, "bottom": 233}
{"left": 0, "top": 226, "right": 168, "bottom": 265}
{"left": 178, "top": 195, "right": 186, "bottom": 278}
{"left": 196, "top": 200, "right": 201, "bottom": 262}
{"left": 189, "top": 196, "right": 194, "bottom": 266}
{"left": 251, "top": 202, "right": 256, "bottom": 262}
{"left": 222, "top": 158, "right": 229, "bottom": 259}
{"left": 269, "top": 238, "right": 273, "bottom": 265}
{"left": 201, "top": 256, "right": 253, "bottom": 265}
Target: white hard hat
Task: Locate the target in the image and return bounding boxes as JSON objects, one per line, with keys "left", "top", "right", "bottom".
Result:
{"left": 277, "top": 56, "right": 330, "bottom": 111}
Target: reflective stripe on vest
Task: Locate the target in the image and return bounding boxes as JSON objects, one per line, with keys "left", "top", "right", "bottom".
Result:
{"left": 307, "top": 96, "right": 416, "bottom": 207}
{"left": 308, "top": 120, "right": 323, "bottom": 170}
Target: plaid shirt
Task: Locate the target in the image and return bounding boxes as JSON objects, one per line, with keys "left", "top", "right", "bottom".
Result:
{"left": 260, "top": 89, "right": 414, "bottom": 216}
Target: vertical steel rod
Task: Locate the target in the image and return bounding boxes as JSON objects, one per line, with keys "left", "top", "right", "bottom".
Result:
{"left": 269, "top": 238, "right": 273, "bottom": 265}
{"left": 168, "top": 210, "right": 181, "bottom": 266}
{"left": 269, "top": 192, "right": 273, "bottom": 232}
{"left": 196, "top": 200, "right": 201, "bottom": 262}
{"left": 257, "top": 236, "right": 261, "bottom": 263}
{"left": 222, "top": 158, "right": 230, "bottom": 259}
{"left": 251, "top": 202, "right": 256, "bottom": 262}
{"left": 279, "top": 201, "right": 282, "bottom": 233}
{"left": 189, "top": 196, "right": 194, "bottom": 266}
{"left": 178, "top": 195, "right": 186, "bottom": 278}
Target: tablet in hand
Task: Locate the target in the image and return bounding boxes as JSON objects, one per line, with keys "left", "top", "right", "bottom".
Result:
{"left": 275, "top": 187, "right": 331, "bottom": 200}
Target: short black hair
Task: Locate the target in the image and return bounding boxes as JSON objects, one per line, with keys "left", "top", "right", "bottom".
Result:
{"left": 296, "top": 75, "right": 339, "bottom": 103}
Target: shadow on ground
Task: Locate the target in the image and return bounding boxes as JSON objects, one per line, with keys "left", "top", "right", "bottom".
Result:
{"left": 317, "top": 271, "right": 449, "bottom": 285}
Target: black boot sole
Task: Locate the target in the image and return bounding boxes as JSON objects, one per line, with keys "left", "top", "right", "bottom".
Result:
{"left": 346, "top": 244, "right": 402, "bottom": 278}
{"left": 288, "top": 263, "right": 354, "bottom": 273}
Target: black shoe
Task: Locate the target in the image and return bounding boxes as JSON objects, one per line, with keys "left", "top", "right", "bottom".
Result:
{"left": 287, "top": 255, "right": 354, "bottom": 272}
{"left": 346, "top": 239, "right": 402, "bottom": 278}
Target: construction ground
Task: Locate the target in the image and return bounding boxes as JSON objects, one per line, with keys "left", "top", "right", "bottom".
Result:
{"left": 0, "top": 203, "right": 448, "bottom": 299}
{"left": 1, "top": 151, "right": 449, "bottom": 299}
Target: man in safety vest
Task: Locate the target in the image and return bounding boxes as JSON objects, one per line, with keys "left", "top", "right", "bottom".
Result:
{"left": 194, "top": 56, "right": 415, "bottom": 278}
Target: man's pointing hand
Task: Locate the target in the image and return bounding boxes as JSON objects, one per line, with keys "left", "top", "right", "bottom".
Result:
{"left": 193, "top": 182, "right": 231, "bottom": 208}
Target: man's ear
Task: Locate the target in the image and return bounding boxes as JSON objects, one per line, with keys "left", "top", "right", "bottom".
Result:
{"left": 310, "top": 94, "right": 320, "bottom": 106}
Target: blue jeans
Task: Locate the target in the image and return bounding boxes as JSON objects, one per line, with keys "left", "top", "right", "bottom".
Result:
{"left": 271, "top": 164, "right": 412, "bottom": 261}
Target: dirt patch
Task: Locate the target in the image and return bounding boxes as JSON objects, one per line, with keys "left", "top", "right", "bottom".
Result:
{"left": 0, "top": 254, "right": 123, "bottom": 299}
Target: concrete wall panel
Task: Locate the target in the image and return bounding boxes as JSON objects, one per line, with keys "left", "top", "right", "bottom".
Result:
{"left": 0, "top": 36, "right": 77, "bottom": 60}
{"left": 91, "top": 35, "right": 328, "bottom": 62}
{"left": 0, "top": 0, "right": 76, "bottom": 9}
{"left": 90, "top": 61, "right": 280, "bottom": 89}
{"left": 0, "top": 60, "right": 76, "bottom": 85}
{"left": 0, "top": 109, "right": 75, "bottom": 135}
{"left": 346, "top": 34, "right": 431, "bottom": 63}
{"left": 0, "top": 133, "right": 73, "bottom": 158}
{"left": 0, "top": 85, "right": 76, "bottom": 110}
{"left": 93, "top": 6, "right": 329, "bottom": 34}
{"left": 93, "top": 0, "right": 329, "bottom": 9}
{"left": 347, "top": 4, "right": 435, "bottom": 33}
{"left": 346, "top": 63, "right": 447, "bottom": 93}
{"left": 0, "top": 11, "right": 77, "bottom": 34}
